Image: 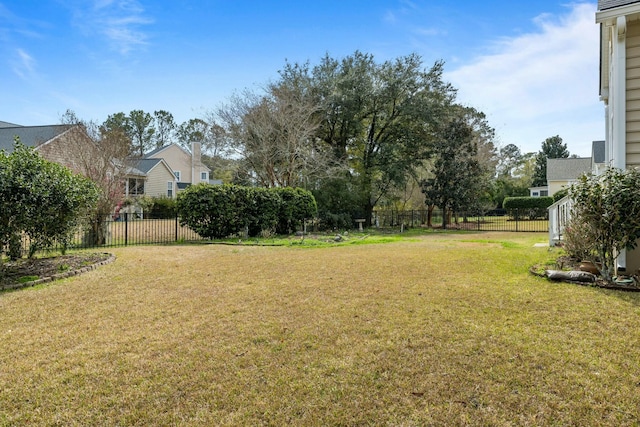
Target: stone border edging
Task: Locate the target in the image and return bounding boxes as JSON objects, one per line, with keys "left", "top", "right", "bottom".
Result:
{"left": 2, "top": 253, "right": 116, "bottom": 291}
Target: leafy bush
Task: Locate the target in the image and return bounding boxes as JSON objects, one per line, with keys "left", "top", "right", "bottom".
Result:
{"left": 146, "top": 196, "right": 177, "bottom": 219}
{"left": 570, "top": 167, "right": 640, "bottom": 281}
{"left": 552, "top": 188, "right": 569, "bottom": 202}
{"left": 177, "top": 184, "right": 317, "bottom": 239}
{"left": 318, "top": 212, "right": 353, "bottom": 231}
{"left": 561, "top": 215, "right": 598, "bottom": 262}
{"left": 274, "top": 187, "right": 317, "bottom": 234}
{"left": 248, "top": 187, "right": 280, "bottom": 237}
{"left": 502, "top": 196, "right": 553, "bottom": 220}
{"left": 0, "top": 141, "right": 99, "bottom": 259}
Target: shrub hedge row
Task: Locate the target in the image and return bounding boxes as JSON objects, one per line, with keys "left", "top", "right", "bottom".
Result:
{"left": 502, "top": 196, "right": 554, "bottom": 209}
{"left": 176, "top": 184, "right": 317, "bottom": 239}
{"left": 502, "top": 196, "right": 553, "bottom": 220}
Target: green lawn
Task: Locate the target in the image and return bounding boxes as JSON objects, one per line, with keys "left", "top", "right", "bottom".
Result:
{"left": 1, "top": 232, "right": 639, "bottom": 426}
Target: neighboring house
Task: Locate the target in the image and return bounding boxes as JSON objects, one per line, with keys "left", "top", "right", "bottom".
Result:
{"left": 529, "top": 156, "right": 592, "bottom": 197}
{"left": 596, "top": 0, "right": 640, "bottom": 272}
{"left": 0, "top": 121, "right": 175, "bottom": 202}
{"left": 144, "top": 142, "right": 217, "bottom": 192}
{"left": 0, "top": 123, "right": 90, "bottom": 173}
{"left": 546, "top": 157, "right": 592, "bottom": 196}
{"left": 529, "top": 186, "right": 549, "bottom": 197}
{"left": 126, "top": 158, "right": 177, "bottom": 199}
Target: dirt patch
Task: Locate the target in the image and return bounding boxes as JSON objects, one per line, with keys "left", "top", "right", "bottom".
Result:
{"left": 1, "top": 253, "right": 115, "bottom": 291}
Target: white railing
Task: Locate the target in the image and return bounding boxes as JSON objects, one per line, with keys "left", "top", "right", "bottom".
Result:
{"left": 548, "top": 195, "right": 573, "bottom": 245}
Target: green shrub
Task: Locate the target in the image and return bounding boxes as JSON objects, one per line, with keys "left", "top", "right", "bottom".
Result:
{"left": 570, "top": 167, "right": 640, "bottom": 281}
{"left": 502, "top": 196, "right": 552, "bottom": 220}
{"left": 274, "top": 187, "right": 317, "bottom": 234}
{"left": 552, "top": 188, "right": 569, "bottom": 202}
{"left": 177, "top": 184, "right": 317, "bottom": 239}
{"left": 147, "top": 196, "right": 177, "bottom": 219}
{"left": 561, "top": 215, "right": 598, "bottom": 261}
{"left": 0, "top": 140, "right": 99, "bottom": 259}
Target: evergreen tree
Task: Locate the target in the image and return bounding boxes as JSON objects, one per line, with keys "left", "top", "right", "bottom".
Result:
{"left": 531, "top": 135, "right": 569, "bottom": 187}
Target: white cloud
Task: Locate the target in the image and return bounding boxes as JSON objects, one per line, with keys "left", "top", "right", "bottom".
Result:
{"left": 66, "top": 0, "right": 153, "bottom": 54}
{"left": 11, "top": 48, "right": 36, "bottom": 79}
{"left": 446, "top": 3, "right": 602, "bottom": 155}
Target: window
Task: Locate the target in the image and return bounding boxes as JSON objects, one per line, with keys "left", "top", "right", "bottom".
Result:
{"left": 540, "top": 190, "right": 548, "bottom": 197}
{"left": 174, "top": 170, "right": 181, "bottom": 181}
{"left": 128, "top": 178, "right": 144, "bottom": 195}
{"left": 167, "top": 181, "right": 173, "bottom": 198}
{"left": 532, "top": 191, "right": 539, "bottom": 197}
{"left": 201, "top": 171, "right": 208, "bottom": 182}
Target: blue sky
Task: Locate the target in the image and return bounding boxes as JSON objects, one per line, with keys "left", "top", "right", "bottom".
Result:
{"left": 1, "top": 1, "right": 601, "bottom": 155}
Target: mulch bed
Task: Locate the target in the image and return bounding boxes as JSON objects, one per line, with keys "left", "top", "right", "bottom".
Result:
{"left": 0, "top": 253, "right": 115, "bottom": 291}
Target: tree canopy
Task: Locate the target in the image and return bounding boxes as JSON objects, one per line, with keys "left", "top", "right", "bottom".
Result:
{"left": 531, "top": 135, "right": 569, "bottom": 187}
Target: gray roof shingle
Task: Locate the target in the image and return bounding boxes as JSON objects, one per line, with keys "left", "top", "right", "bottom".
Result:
{"left": 0, "top": 125, "right": 72, "bottom": 153}
{"left": 547, "top": 157, "right": 592, "bottom": 181}
{"left": 127, "top": 158, "right": 164, "bottom": 174}
{"left": 0, "top": 121, "right": 21, "bottom": 128}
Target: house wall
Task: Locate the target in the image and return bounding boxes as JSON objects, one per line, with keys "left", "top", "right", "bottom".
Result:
{"left": 548, "top": 180, "right": 577, "bottom": 196}
{"left": 152, "top": 144, "right": 209, "bottom": 184}
{"left": 158, "top": 145, "right": 192, "bottom": 182}
{"left": 625, "top": 19, "right": 640, "bottom": 273}
{"left": 626, "top": 19, "right": 640, "bottom": 168}
{"left": 35, "top": 127, "right": 97, "bottom": 174}
{"left": 144, "top": 165, "right": 176, "bottom": 198}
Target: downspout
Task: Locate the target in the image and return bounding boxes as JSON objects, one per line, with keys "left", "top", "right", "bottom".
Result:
{"left": 614, "top": 15, "right": 627, "bottom": 270}
{"left": 614, "top": 15, "right": 627, "bottom": 170}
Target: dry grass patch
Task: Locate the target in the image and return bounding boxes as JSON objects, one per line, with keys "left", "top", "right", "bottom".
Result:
{"left": 1, "top": 232, "right": 640, "bottom": 425}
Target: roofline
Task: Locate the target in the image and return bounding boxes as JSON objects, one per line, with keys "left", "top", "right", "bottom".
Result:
{"left": 150, "top": 158, "right": 177, "bottom": 178}
{"left": 30, "top": 125, "right": 77, "bottom": 151}
{"left": 596, "top": 2, "right": 640, "bottom": 22}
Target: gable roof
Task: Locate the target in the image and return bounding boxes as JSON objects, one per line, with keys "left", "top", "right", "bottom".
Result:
{"left": 0, "top": 125, "right": 73, "bottom": 153}
{"left": 0, "top": 121, "right": 21, "bottom": 128}
{"left": 127, "top": 157, "right": 176, "bottom": 178}
{"left": 547, "top": 157, "right": 592, "bottom": 182}
{"left": 144, "top": 142, "right": 211, "bottom": 172}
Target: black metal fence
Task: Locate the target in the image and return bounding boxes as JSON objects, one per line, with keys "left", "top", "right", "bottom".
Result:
{"left": 11, "top": 213, "right": 207, "bottom": 255}
{"left": 372, "top": 208, "right": 548, "bottom": 232}
{"left": 8, "top": 208, "right": 548, "bottom": 256}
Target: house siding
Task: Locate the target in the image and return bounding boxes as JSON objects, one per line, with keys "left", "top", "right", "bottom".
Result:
{"left": 142, "top": 164, "right": 176, "bottom": 198}
{"left": 146, "top": 144, "right": 211, "bottom": 187}
{"left": 627, "top": 20, "right": 640, "bottom": 167}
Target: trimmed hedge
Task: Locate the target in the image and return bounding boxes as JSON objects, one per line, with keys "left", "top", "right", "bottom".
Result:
{"left": 502, "top": 196, "right": 553, "bottom": 220}
{"left": 502, "top": 196, "right": 553, "bottom": 210}
{"left": 176, "top": 184, "right": 317, "bottom": 239}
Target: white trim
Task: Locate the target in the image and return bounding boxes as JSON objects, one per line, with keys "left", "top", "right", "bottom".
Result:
{"left": 596, "top": 4, "right": 640, "bottom": 24}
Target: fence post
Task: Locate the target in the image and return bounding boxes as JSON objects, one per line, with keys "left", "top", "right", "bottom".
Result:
{"left": 124, "top": 212, "right": 128, "bottom": 246}
{"left": 175, "top": 213, "right": 179, "bottom": 242}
